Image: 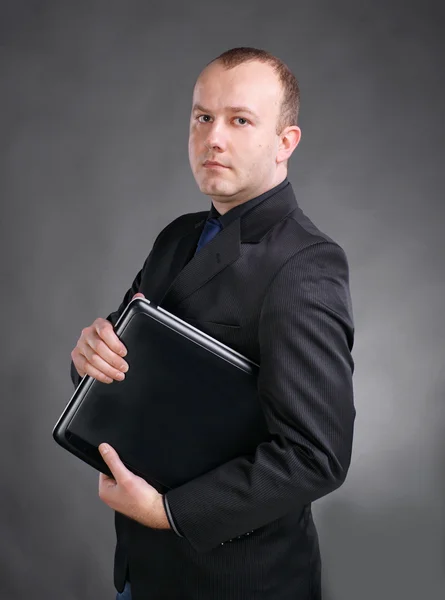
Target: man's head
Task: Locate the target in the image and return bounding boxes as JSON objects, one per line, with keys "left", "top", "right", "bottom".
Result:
{"left": 188, "top": 47, "right": 301, "bottom": 213}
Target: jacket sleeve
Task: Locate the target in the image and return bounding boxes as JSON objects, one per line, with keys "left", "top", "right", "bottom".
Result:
{"left": 164, "top": 241, "right": 356, "bottom": 553}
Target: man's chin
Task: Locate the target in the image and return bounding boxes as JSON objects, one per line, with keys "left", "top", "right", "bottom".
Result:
{"left": 197, "top": 179, "right": 234, "bottom": 197}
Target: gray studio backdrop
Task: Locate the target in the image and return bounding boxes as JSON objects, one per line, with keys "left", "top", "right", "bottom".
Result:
{"left": 1, "top": 1, "right": 444, "bottom": 599}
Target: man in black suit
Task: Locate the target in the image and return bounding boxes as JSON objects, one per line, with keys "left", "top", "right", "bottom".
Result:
{"left": 71, "top": 46, "right": 355, "bottom": 600}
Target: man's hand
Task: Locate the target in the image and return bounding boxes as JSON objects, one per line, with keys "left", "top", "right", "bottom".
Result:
{"left": 71, "top": 292, "right": 145, "bottom": 384}
{"left": 98, "top": 443, "right": 171, "bottom": 531}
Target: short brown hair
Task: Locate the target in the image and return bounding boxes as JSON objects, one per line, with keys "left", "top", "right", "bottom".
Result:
{"left": 206, "top": 46, "right": 300, "bottom": 135}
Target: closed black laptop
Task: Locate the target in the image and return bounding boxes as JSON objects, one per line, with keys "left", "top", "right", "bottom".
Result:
{"left": 53, "top": 298, "right": 270, "bottom": 494}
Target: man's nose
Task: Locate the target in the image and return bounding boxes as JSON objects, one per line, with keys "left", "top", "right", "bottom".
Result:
{"left": 204, "top": 122, "right": 227, "bottom": 151}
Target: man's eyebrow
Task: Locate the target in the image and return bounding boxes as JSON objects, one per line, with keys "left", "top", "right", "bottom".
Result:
{"left": 192, "top": 104, "right": 259, "bottom": 118}
{"left": 228, "top": 106, "right": 259, "bottom": 118}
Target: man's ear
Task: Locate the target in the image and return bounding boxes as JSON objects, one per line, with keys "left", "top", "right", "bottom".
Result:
{"left": 276, "top": 126, "right": 301, "bottom": 165}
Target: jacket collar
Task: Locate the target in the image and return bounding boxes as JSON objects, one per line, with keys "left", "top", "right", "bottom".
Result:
{"left": 159, "top": 182, "right": 299, "bottom": 309}
{"left": 208, "top": 177, "right": 290, "bottom": 229}
{"left": 193, "top": 180, "right": 298, "bottom": 243}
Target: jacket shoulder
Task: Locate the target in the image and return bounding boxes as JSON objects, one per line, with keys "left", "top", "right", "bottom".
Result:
{"left": 288, "top": 207, "right": 340, "bottom": 247}
{"left": 265, "top": 206, "right": 348, "bottom": 264}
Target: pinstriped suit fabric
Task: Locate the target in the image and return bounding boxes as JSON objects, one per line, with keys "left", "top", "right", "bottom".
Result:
{"left": 70, "top": 182, "right": 355, "bottom": 600}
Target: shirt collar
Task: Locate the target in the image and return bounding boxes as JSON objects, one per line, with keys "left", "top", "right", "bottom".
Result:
{"left": 208, "top": 177, "right": 290, "bottom": 228}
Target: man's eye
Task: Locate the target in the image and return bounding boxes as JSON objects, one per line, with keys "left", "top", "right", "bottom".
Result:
{"left": 234, "top": 117, "right": 249, "bottom": 126}
{"left": 197, "top": 115, "right": 212, "bottom": 123}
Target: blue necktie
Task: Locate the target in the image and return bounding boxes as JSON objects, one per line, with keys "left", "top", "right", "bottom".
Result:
{"left": 195, "top": 217, "right": 222, "bottom": 254}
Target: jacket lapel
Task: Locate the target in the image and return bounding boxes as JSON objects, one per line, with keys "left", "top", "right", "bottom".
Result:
{"left": 160, "top": 217, "right": 241, "bottom": 309}
{"left": 159, "top": 183, "right": 298, "bottom": 310}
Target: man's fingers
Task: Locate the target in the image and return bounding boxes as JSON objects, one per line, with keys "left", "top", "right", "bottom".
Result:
{"left": 95, "top": 319, "right": 127, "bottom": 358}
{"left": 83, "top": 362, "right": 114, "bottom": 384}
{"left": 74, "top": 296, "right": 146, "bottom": 384}
{"left": 82, "top": 337, "right": 128, "bottom": 380}
{"left": 94, "top": 294, "right": 144, "bottom": 360}
{"left": 71, "top": 347, "right": 113, "bottom": 383}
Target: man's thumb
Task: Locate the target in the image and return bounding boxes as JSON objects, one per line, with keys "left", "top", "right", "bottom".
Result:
{"left": 132, "top": 292, "right": 145, "bottom": 300}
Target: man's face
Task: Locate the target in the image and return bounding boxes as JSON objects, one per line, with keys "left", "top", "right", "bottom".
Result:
{"left": 188, "top": 60, "right": 285, "bottom": 208}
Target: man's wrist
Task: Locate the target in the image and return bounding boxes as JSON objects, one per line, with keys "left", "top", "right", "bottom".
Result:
{"left": 151, "top": 493, "right": 171, "bottom": 530}
{"left": 162, "top": 494, "right": 184, "bottom": 537}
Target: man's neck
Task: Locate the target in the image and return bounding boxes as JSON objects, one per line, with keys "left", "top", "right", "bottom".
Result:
{"left": 211, "top": 175, "right": 288, "bottom": 215}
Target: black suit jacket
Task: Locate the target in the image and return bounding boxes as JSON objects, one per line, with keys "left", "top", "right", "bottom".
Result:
{"left": 70, "top": 181, "right": 355, "bottom": 600}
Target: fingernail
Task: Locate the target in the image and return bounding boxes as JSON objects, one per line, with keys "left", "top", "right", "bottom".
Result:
{"left": 100, "top": 444, "right": 109, "bottom": 455}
